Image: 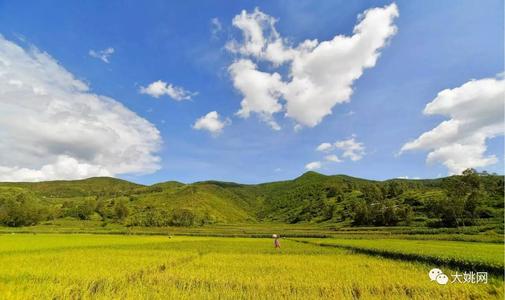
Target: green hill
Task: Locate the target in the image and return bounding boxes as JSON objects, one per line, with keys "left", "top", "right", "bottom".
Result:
{"left": 129, "top": 182, "right": 257, "bottom": 224}
{"left": 0, "top": 177, "right": 142, "bottom": 198}
{"left": 0, "top": 170, "right": 502, "bottom": 229}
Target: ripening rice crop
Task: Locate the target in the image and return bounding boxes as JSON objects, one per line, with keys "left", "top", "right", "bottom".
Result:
{"left": 295, "top": 238, "right": 504, "bottom": 273}
{"left": 0, "top": 234, "right": 502, "bottom": 299}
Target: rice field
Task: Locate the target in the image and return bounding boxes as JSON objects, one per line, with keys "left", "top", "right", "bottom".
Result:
{"left": 294, "top": 238, "right": 504, "bottom": 273}
{"left": 0, "top": 234, "right": 502, "bottom": 299}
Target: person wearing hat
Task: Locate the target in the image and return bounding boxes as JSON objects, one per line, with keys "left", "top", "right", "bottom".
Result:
{"left": 272, "top": 234, "right": 281, "bottom": 249}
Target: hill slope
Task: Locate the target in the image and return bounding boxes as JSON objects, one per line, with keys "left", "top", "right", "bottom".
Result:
{"left": 0, "top": 177, "right": 142, "bottom": 198}
{"left": 0, "top": 170, "right": 503, "bottom": 228}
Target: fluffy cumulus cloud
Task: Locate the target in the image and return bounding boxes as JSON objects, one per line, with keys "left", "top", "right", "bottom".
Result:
{"left": 88, "top": 47, "right": 114, "bottom": 63}
{"left": 325, "top": 154, "right": 342, "bottom": 163}
{"left": 226, "top": 8, "right": 296, "bottom": 65}
{"left": 140, "top": 80, "right": 197, "bottom": 101}
{"left": 228, "top": 59, "right": 284, "bottom": 130}
{"left": 0, "top": 35, "right": 161, "bottom": 181}
{"left": 334, "top": 137, "right": 366, "bottom": 161}
{"left": 305, "top": 161, "right": 322, "bottom": 171}
{"left": 192, "top": 111, "right": 230, "bottom": 136}
{"left": 401, "top": 77, "right": 505, "bottom": 174}
{"left": 227, "top": 4, "right": 399, "bottom": 129}
{"left": 307, "top": 136, "right": 364, "bottom": 170}
{"left": 316, "top": 142, "right": 333, "bottom": 152}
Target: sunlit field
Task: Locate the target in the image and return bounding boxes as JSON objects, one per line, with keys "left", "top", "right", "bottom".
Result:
{"left": 294, "top": 238, "right": 504, "bottom": 273}
{"left": 0, "top": 234, "right": 502, "bottom": 299}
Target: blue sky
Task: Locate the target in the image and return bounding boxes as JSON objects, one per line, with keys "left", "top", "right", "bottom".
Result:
{"left": 0, "top": 0, "right": 503, "bottom": 184}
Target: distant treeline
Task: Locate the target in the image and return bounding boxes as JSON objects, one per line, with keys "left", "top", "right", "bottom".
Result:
{"left": 0, "top": 169, "right": 503, "bottom": 229}
{"left": 256, "top": 169, "right": 503, "bottom": 228}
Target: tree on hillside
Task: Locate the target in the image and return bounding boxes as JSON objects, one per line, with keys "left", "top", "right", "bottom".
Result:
{"left": 432, "top": 168, "right": 486, "bottom": 227}
{"left": 377, "top": 200, "right": 400, "bottom": 226}
{"left": 95, "top": 198, "right": 107, "bottom": 220}
{"left": 63, "top": 198, "right": 97, "bottom": 220}
{"left": 0, "top": 189, "right": 45, "bottom": 227}
{"left": 114, "top": 200, "right": 129, "bottom": 221}
{"left": 170, "top": 208, "right": 196, "bottom": 226}
{"left": 385, "top": 181, "right": 405, "bottom": 198}
{"left": 361, "top": 184, "right": 383, "bottom": 203}
{"left": 351, "top": 199, "right": 372, "bottom": 225}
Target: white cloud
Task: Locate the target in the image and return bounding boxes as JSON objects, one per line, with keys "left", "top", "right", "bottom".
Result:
{"left": 226, "top": 8, "right": 295, "bottom": 65}
{"left": 316, "top": 142, "right": 333, "bottom": 152}
{"left": 325, "top": 154, "right": 342, "bottom": 163}
{"left": 211, "top": 18, "right": 223, "bottom": 38}
{"left": 401, "top": 77, "right": 505, "bottom": 175}
{"left": 140, "top": 80, "right": 197, "bottom": 101}
{"left": 227, "top": 4, "right": 398, "bottom": 129}
{"left": 0, "top": 156, "right": 112, "bottom": 182}
{"left": 192, "top": 111, "right": 230, "bottom": 136}
{"left": 305, "top": 161, "right": 321, "bottom": 170}
{"left": 228, "top": 59, "right": 284, "bottom": 130}
{"left": 396, "top": 176, "right": 421, "bottom": 180}
{"left": 0, "top": 35, "right": 161, "bottom": 182}
{"left": 308, "top": 136, "right": 364, "bottom": 170}
{"left": 334, "top": 137, "right": 366, "bottom": 161}
{"left": 88, "top": 47, "right": 114, "bottom": 63}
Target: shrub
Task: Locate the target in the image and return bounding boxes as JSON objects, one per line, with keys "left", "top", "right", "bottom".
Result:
{"left": 170, "top": 209, "right": 196, "bottom": 227}
{"left": 0, "top": 188, "right": 45, "bottom": 227}
{"left": 114, "top": 201, "right": 129, "bottom": 221}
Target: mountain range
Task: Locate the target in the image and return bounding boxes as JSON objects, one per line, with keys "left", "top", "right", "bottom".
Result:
{"left": 0, "top": 171, "right": 503, "bottom": 228}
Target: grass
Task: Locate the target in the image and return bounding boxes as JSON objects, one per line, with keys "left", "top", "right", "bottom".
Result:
{"left": 0, "top": 221, "right": 503, "bottom": 243}
{"left": 293, "top": 238, "right": 504, "bottom": 275}
{"left": 0, "top": 234, "right": 502, "bottom": 299}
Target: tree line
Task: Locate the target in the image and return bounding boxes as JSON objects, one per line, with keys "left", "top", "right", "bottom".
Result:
{"left": 0, "top": 168, "right": 502, "bottom": 228}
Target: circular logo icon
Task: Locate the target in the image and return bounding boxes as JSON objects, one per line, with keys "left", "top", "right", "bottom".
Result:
{"left": 428, "top": 268, "right": 443, "bottom": 281}
{"left": 436, "top": 274, "right": 449, "bottom": 285}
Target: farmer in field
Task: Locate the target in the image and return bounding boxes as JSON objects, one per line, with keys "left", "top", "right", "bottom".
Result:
{"left": 273, "top": 234, "right": 281, "bottom": 249}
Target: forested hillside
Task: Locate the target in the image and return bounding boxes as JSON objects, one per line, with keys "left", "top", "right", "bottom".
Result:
{"left": 0, "top": 169, "right": 502, "bottom": 230}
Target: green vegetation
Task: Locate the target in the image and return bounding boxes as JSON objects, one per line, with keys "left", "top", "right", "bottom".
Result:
{"left": 0, "top": 177, "right": 141, "bottom": 198}
{"left": 0, "top": 234, "right": 502, "bottom": 299}
{"left": 0, "top": 170, "right": 502, "bottom": 299}
{"left": 252, "top": 169, "right": 503, "bottom": 229}
{"left": 293, "top": 238, "right": 504, "bottom": 274}
{"left": 0, "top": 169, "right": 502, "bottom": 233}
{"left": 0, "top": 187, "right": 50, "bottom": 227}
